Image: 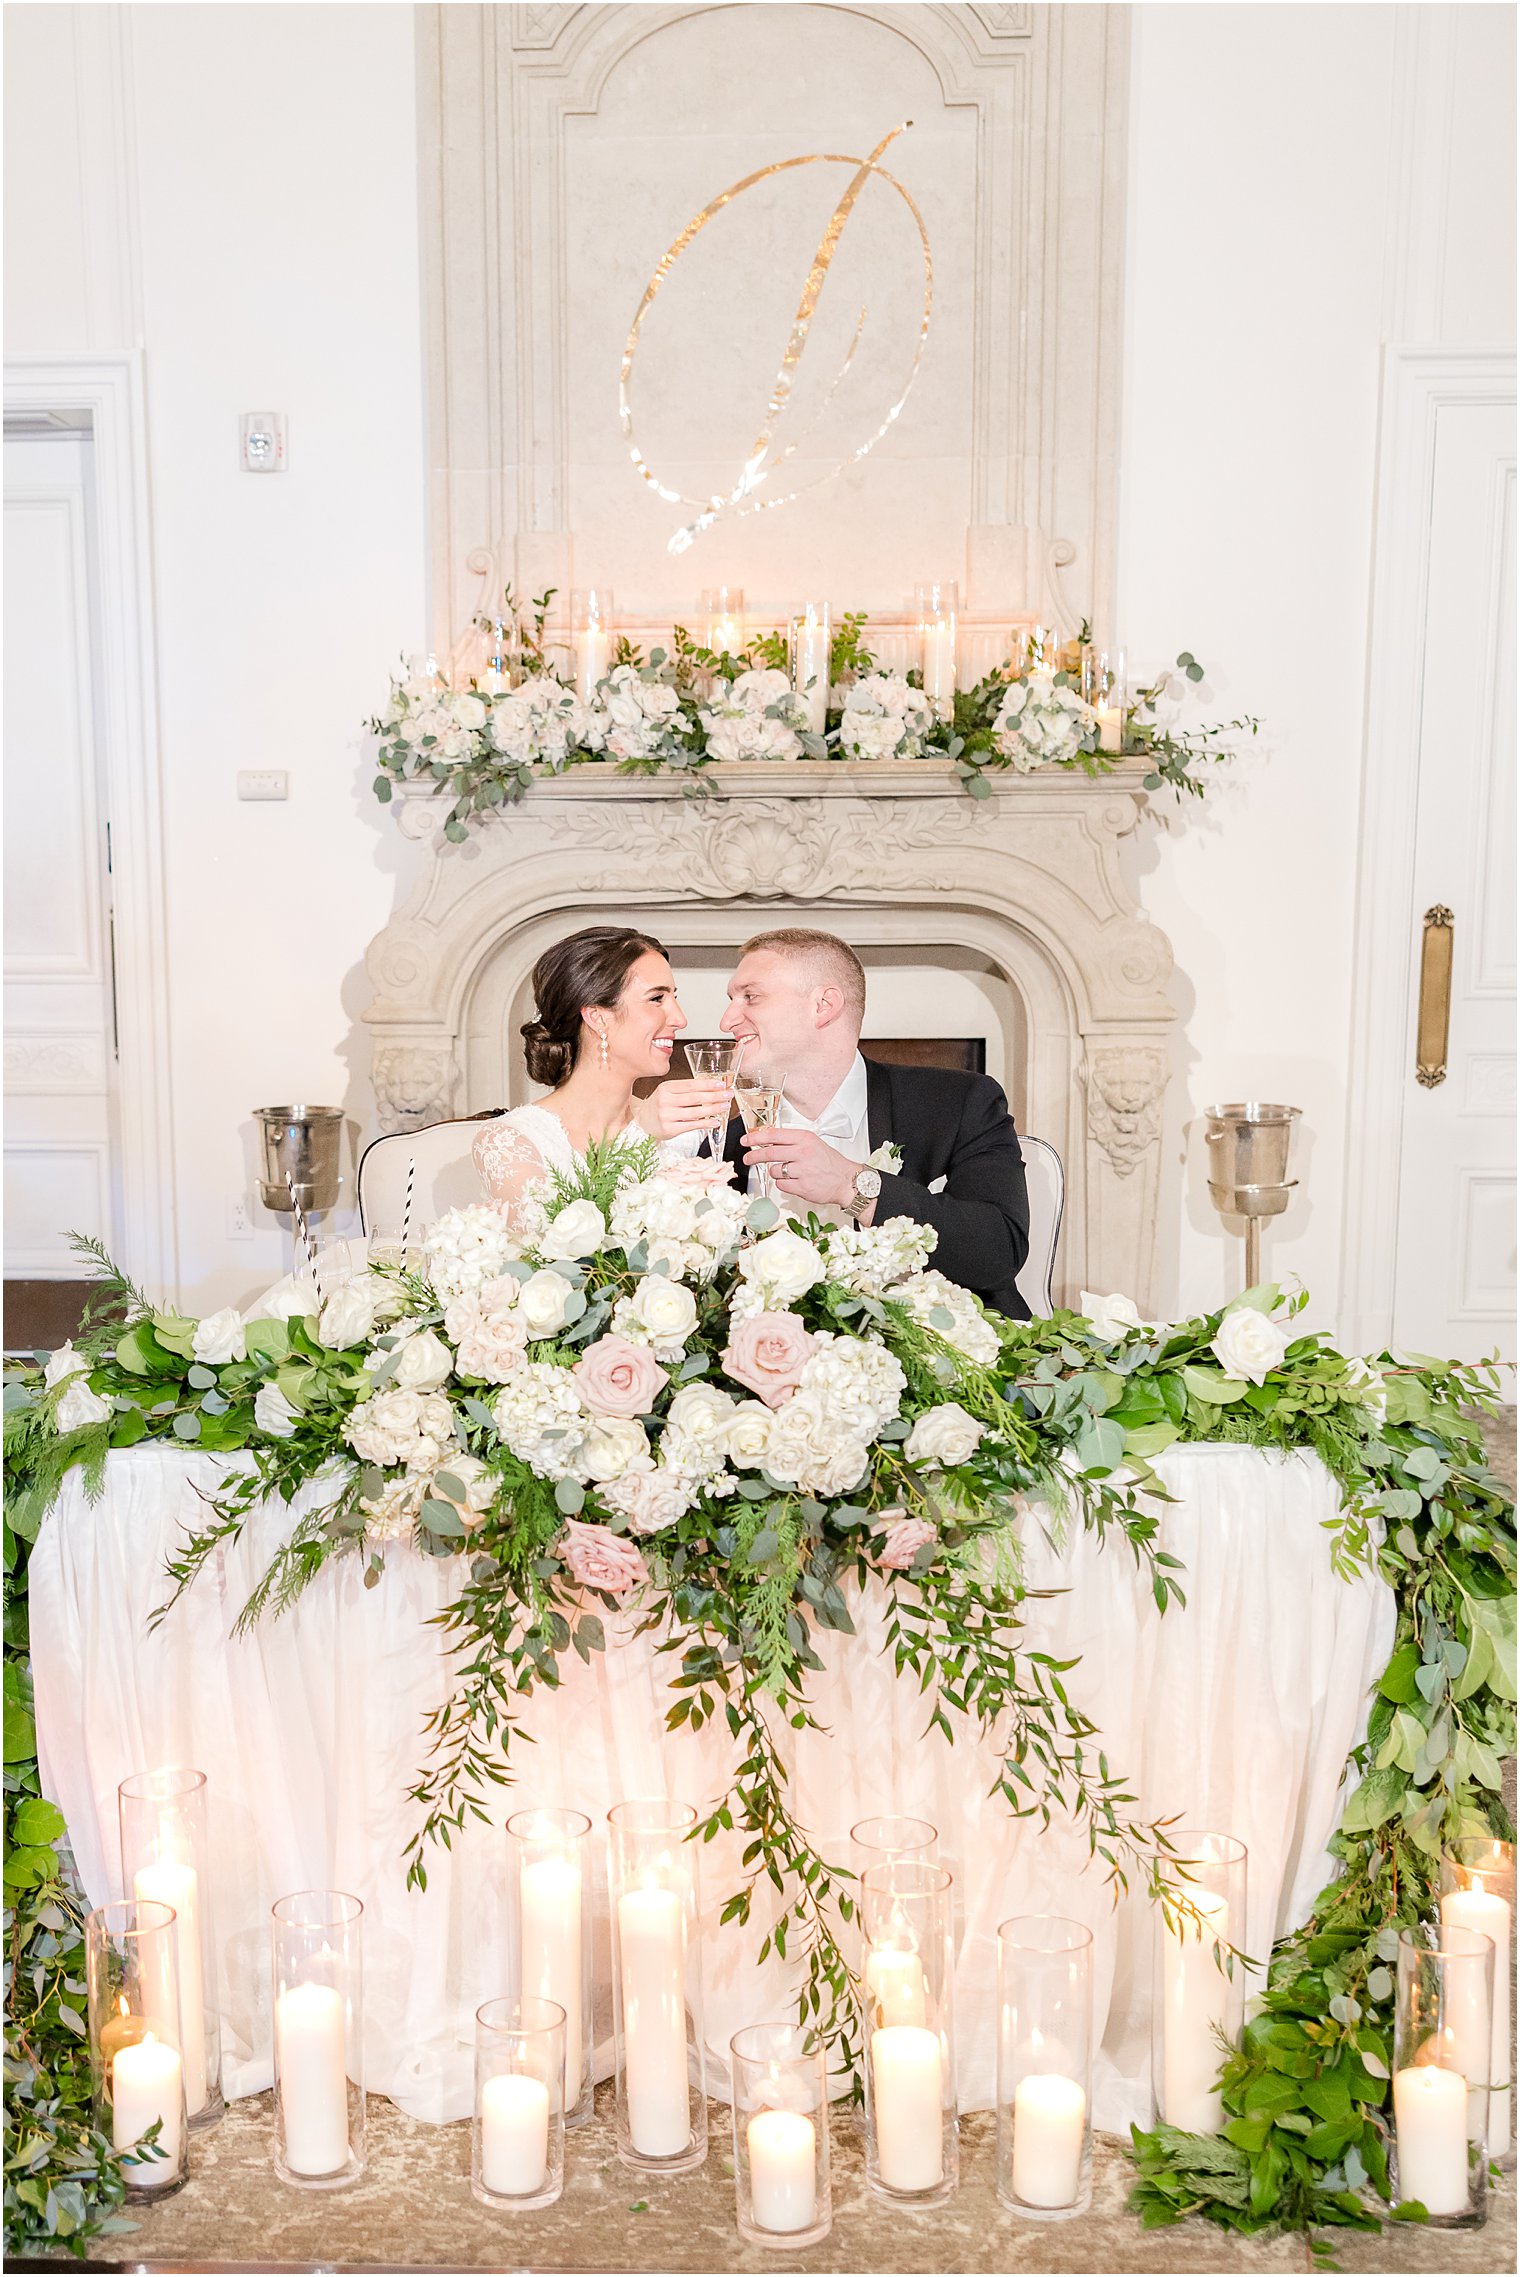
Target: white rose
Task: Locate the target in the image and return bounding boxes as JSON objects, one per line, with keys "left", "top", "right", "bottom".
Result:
{"left": 1210, "top": 1304, "right": 1290, "bottom": 1384}
{"left": 582, "top": 1416, "right": 653, "bottom": 1484}
{"left": 318, "top": 1279, "right": 381, "bottom": 1351}
{"left": 905, "top": 1403, "right": 986, "bottom": 1468}
{"left": 626, "top": 1275, "right": 699, "bottom": 1348}
{"left": 738, "top": 1227, "right": 826, "bottom": 1309}
{"left": 722, "top": 1401, "right": 775, "bottom": 1470}
{"left": 254, "top": 1383, "right": 299, "bottom": 1439}
{"left": 538, "top": 1199, "right": 606, "bottom": 1262}
{"left": 600, "top": 1464, "right": 696, "bottom": 1535}
{"left": 392, "top": 1328, "right": 454, "bottom": 1391}
{"left": 54, "top": 1365, "right": 112, "bottom": 1433}
{"left": 666, "top": 1383, "right": 737, "bottom": 1444}
{"left": 1080, "top": 1291, "right": 1147, "bottom": 1343}
{"left": 431, "top": 1452, "right": 498, "bottom": 1522}
{"left": 191, "top": 1307, "right": 246, "bottom": 1366}
{"left": 258, "top": 1280, "right": 319, "bottom": 1325}
{"left": 43, "top": 1342, "right": 87, "bottom": 1392}
{"left": 452, "top": 692, "right": 487, "bottom": 731}
{"left": 519, "top": 1268, "right": 579, "bottom": 1340}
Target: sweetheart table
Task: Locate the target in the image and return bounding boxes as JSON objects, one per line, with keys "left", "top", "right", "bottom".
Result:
{"left": 30, "top": 1442, "right": 1394, "bottom": 2137}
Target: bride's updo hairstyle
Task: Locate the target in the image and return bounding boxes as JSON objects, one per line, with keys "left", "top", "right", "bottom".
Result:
{"left": 520, "top": 925, "right": 669, "bottom": 1087}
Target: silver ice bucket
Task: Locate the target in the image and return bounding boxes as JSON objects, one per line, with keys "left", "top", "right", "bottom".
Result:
{"left": 255, "top": 1104, "right": 344, "bottom": 1214}
{"left": 1203, "top": 1101, "right": 1300, "bottom": 1219}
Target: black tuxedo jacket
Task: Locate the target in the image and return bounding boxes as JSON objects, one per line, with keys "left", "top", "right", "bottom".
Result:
{"left": 723, "top": 1059, "right": 1032, "bottom": 1319}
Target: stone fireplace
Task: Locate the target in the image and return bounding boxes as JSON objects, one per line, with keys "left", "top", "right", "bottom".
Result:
{"left": 364, "top": 763, "right": 1176, "bottom": 1311}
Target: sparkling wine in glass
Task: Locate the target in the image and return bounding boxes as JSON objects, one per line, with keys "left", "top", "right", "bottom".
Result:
{"left": 683, "top": 1039, "right": 742, "bottom": 1164}
{"left": 732, "top": 1067, "right": 786, "bottom": 1200}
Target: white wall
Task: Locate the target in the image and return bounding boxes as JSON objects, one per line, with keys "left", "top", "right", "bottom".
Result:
{"left": 1119, "top": 1, "right": 1515, "bottom": 1324}
{"left": 5, "top": 2, "right": 1513, "bottom": 1326}
{"left": 5, "top": 1, "right": 426, "bottom": 1309}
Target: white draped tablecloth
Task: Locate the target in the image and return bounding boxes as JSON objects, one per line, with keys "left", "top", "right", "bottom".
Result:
{"left": 31, "top": 1443, "right": 1394, "bottom": 2134}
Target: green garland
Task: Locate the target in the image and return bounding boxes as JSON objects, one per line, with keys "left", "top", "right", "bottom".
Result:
{"left": 3, "top": 1216, "right": 1512, "bottom": 2258}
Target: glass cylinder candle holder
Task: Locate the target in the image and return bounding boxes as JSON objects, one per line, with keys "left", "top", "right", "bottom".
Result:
{"left": 85, "top": 1899, "right": 189, "bottom": 2195}
{"left": 271, "top": 1891, "right": 365, "bottom": 2190}
{"left": 701, "top": 585, "right": 745, "bottom": 656}
{"left": 479, "top": 615, "right": 516, "bottom": 694}
{"left": 730, "top": 2023, "right": 832, "bottom": 2248}
{"left": 569, "top": 588, "right": 613, "bottom": 705}
{"left": 914, "top": 581, "right": 958, "bottom": 717}
{"left": 861, "top": 1860, "right": 958, "bottom": 2204}
{"left": 506, "top": 1808, "right": 593, "bottom": 2129}
{"left": 472, "top": 1996, "right": 566, "bottom": 2210}
{"left": 850, "top": 1815, "right": 938, "bottom": 1865}
{"left": 1081, "top": 645, "right": 1127, "bottom": 752}
{"left": 1441, "top": 1839, "right": 1514, "bottom": 2164}
{"left": 1394, "top": 1924, "right": 1493, "bottom": 2225}
{"left": 118, "top": 1765, "right": 221, "bottom": 2131}
{"left": 608, "top": 1800, "right": 707, "bottom": 2173}
{"left": 789, "top": 600, "right": 831, "bottom": 736}
{"left": 1152, "top": 1832, "right": 1248, "bottom": 2134}
{"left": 996, "top": 1917, "right": 1093, "bottom": 2220}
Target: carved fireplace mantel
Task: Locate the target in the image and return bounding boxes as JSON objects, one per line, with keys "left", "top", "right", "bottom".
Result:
{"left": 363, "top": 763, "right": 1176, "bottom": 1309}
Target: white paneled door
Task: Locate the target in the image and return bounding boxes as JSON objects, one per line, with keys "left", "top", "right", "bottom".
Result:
{"left": 4, "top": 427, "right": 120, "bottom": 1275}
{"left": 1391, "top": 403, "right": 1516, "bottom": 1362}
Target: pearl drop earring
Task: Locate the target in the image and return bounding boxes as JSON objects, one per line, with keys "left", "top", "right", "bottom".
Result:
{"left": 598, "top": 1024, "right": 610, "bottom": 1071}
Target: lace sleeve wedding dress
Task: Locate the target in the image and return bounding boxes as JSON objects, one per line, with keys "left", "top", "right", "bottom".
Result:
{"left": 474, "top": 1103, "right": 701, "bottom": 1235}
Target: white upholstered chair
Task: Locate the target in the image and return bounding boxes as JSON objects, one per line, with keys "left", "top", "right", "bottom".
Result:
{"left": 360, "top": 1115, "right": 1065, "bottom": 1316}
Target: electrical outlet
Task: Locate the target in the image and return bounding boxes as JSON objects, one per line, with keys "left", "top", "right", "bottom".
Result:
{"left": 227, "top": 1197, "right": 253, "bottom": 1241}
{"left": 237, "top": 770, "right": 289, "bottom": 801}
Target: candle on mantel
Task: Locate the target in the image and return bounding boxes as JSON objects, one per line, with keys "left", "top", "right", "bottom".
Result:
{"left": 1394, "top": 2061, "right": 1470, "bottom": 2215}
{"left": 1442, "top": 1879, "right": 1511, "bottom": 2153}
{"left": 1097, "top": 705, "right": 1123, "bottom": 754}
{"left": 746, "top": 2107, "right": 817, "bottom": 2233}
{"left": 133, "top": 1857, "right": 207, "bottom": 2116}
{"left": 792, "top": 602, "right": 830, "bottom": 735}
{"left": 921, "top": 619, "right": 956, "bottom": 716}
{"left": 866, "top": 1943, "right": 927, "bottom": 2029}
{"left": 617, "top": 1882, "right": 689, "bottom": 2158}
{"left": 871, "top": 2024, "right": 943, "bottom": 2192}
{"left": 481, "top": 2071, "right": 550, "bottom": 2197}
{"left": 574, "top": 624, "right": 610, "bottom": 706}
{"left": 1160, "top": 1890, "right": 1232, "bottom": 2133}
{"left": 1011, "top": 2071, "right": 1086, "bottom": 2207}
{"left": 521, "top": 1852, "right": 584, "bottom": 2108}
{"left": 112, "top": 2031, "right": 183, "bottom": 2187}
{"left": 275, "top": 1980, "right": 349, "bottom": 2176}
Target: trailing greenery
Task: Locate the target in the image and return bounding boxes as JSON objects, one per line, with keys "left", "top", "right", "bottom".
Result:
{"left": 3, "top": 1201, "right": 1512, "bottom": 2255}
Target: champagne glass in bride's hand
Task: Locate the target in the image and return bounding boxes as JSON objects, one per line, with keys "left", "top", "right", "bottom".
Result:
{"left": 684, "top": 1039, "right": 742, "bottom": 1163}
{"left": 732, "top": 1064, "right": 787, "bottom": 1201}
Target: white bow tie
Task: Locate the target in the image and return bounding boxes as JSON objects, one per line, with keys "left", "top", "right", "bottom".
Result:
{"left": 814, "top": 1110, "right": 857, "bottom": 1144}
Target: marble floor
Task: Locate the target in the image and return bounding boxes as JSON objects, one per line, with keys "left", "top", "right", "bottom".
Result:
{"left": 32, "top": 2089, "right": 1514, "bottom": 2276}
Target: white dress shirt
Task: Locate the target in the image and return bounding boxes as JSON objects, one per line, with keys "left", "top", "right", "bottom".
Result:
{"left": 775, "top": 1050, "right": 870, "bottom": 1223}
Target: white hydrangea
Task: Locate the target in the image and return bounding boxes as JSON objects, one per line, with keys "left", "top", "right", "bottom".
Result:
{"left": 836, "top": 673, "right": 935, "bottom": 762}
{"left": 491, "top": 1362, "right": 589, "bottom": 1481}
{"left": 992, "top": 674, "right": 1097, "bottom": 772}
{"left": 798, "top": 1333, "right": 905, "bottom": 1440}
{"left": 822, "top": 1216, "right": 936, "bottom": 1297}
{"left": 892, "top": 1270, "right": 1002, "bottom": 1367}
{"left": 610, "top": 1177, "right": 701, "bottom": 1249}
{"left": 762, "top": 1388, "right": 871, "bottom": 1500}
{"left": 593, "top": 664, "right": 685, "bottom": 763}
{"left": 425, "top": 1205, "right": 521, "bottom": 1301}
{"left": 487, "top": 676, "right": 601, "bottom": 772}
{"left": 360, "top": 1474, "right": 425, "bottom": 1543}
{"left": 699, "top": 668, "right": 806, "bottom": 762}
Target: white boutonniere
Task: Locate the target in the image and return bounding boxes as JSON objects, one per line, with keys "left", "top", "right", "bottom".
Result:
{"left": 866, "top": 1142, "right": 903, "bottom": 1176}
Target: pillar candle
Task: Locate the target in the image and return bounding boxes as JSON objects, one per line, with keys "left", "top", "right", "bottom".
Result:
{"left": 1160, "top": 1890, "right": 1232, "bottom": 2133}
{"left": 746, "top": 2108, "right": 817, "bottom": 2233}
{"left": 871, "top": 2024, "right": 943, "bottom": 2192}
{"left": 921, "top": 620, "right": 956, "bottom": 713}
{"left": 1011, "top": 2072, "right": 1086, "bottom": 2207}
{"left": 521, "top": 1854, "right": 583, "bottom": 2107}
{"left": 866, "top": 1944, "right": 927, "bottom": 2029}
{"left": 1394, "top": 2063, "right": 1470, "bottom": 2216}
{"left": 275, "top": 1981, "right": 349, "bottom": 2176}
{"left": 793, "top": 606, "right": 830, "bottom": 735}
{"left": 1097, "top": 705, "right": 1123, "bottom": 753}
{"left": 574, "top": 627, "right": 610, "bottom": 705}
{"left": 112, "top": 2033, "right": 183, "bottom": 2186}
{"left": 617, "top": 1885, "right": 689, "bottom": 2158}
{"left": 481, "top": 2071, "right": 550, "bottom": 2196}
{"left": 133, "top": 1859, "right": 207, "bottom": 2116}
{"left": 1442, "top": 1883, "right": 1510, "bottom": 2152}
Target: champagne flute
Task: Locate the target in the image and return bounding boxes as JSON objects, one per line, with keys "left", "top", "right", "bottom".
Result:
{"left": 732, "top": 1064, "right": 787, "bottom": 1201}
{"left": 684, "top": 1039, "right": 742, "bottom": 1164}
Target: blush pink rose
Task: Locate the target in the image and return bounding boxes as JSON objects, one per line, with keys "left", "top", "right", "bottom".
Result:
{"left": 721, "top": 1311, "right": 816, "bottom": 1409}
{"left": 558, "top": 1517, "right": 650, "bottom": 1597}
{"left": 573, "top": 1334, "right": 669, "bottom": 1419}
{"left": 662, "top": 1157, "right": 736, "bottom": 1191}
{"left": 873, "top": 1514, "right": 938, "bottom": 1571}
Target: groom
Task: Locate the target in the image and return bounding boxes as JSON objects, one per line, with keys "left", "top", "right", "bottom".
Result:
{"left": 715, "top": 927, "right": 1032, "bottom": 1319}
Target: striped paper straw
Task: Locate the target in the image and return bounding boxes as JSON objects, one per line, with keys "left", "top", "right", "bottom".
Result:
{"left": 285, "top": 1171, "right": 322, "bottom": 1300}
{"left": 401, "top": 1157, "right": 417, "bottom": 1260}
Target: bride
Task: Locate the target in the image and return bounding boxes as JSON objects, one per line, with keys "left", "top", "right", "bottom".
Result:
{"left": 475, "top": 924, "right": 729, "bottom": 1232}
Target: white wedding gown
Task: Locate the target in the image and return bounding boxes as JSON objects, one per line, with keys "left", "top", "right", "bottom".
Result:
{"left": 474, "top": 1100, "right": 701, "bottom": 1229}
